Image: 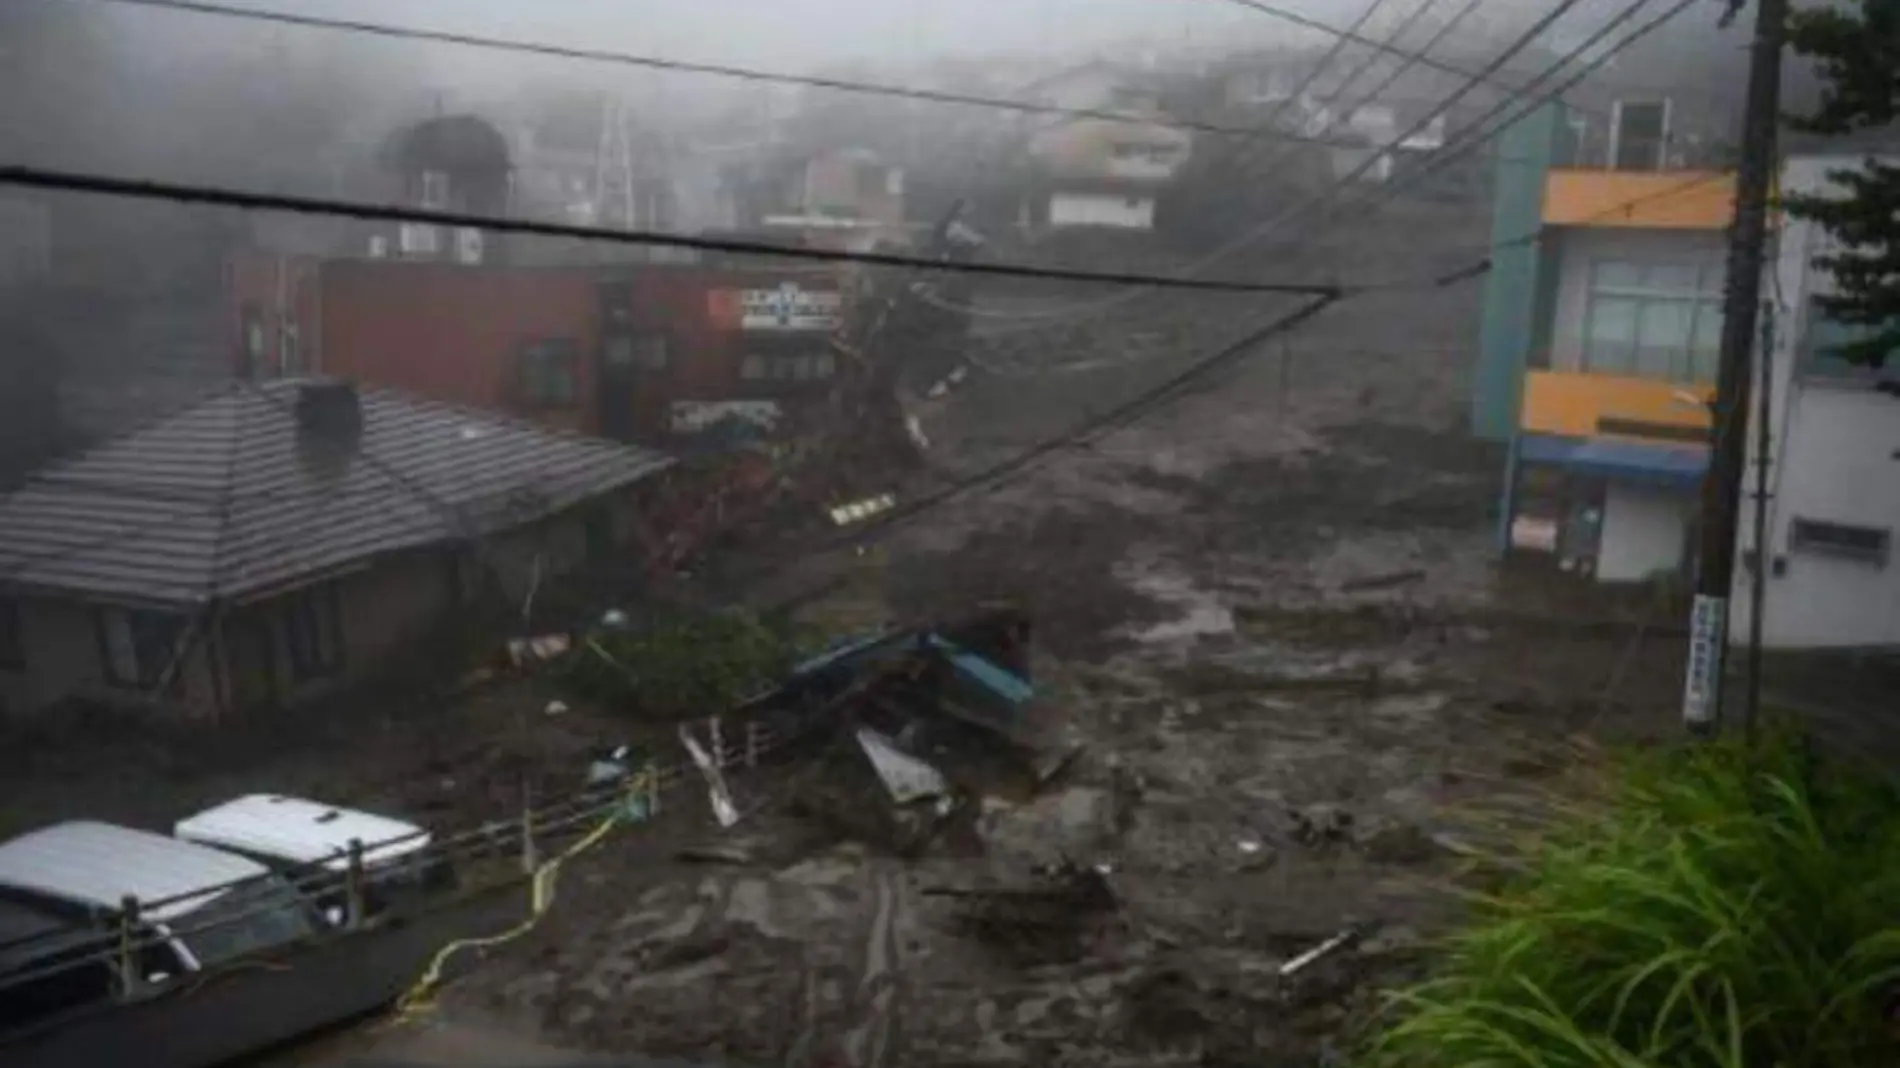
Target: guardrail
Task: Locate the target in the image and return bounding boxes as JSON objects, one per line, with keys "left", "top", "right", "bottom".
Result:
{"left": 0, "top": 705, "right": 828, "bottom": 1001}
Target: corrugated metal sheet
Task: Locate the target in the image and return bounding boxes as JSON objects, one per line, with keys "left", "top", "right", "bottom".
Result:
{"left": 0, "top": 379, "right": 673, "bottom": 605}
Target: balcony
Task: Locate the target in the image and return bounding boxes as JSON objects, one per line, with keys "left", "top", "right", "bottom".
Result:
{"left": 1519, "top": 369, "right": 1714, "bottom": 443}
{"left": 1542, "top": 169, "right": 1737, "bottom": 230}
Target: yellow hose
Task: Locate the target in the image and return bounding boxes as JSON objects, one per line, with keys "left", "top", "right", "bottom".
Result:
{"left": 387, "top": 769, "right": 653, "bottom": 1024}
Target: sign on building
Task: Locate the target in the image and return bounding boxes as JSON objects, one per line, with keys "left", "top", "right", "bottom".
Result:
{"left": 712, "top": 282, "right": 843, "bottom": 332}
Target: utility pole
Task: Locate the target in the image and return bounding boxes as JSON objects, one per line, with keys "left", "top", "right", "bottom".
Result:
{"left": 1682, "top": 0, "right": 1786, "bottom": 735}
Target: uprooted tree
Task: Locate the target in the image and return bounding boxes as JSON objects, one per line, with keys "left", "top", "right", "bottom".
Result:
{"left": 1782, "top": 0, "right": 1900, "bottom": 366}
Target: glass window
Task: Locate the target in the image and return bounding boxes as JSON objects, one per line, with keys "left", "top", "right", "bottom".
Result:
{"left": 1801, "top": 297, "right": 1900, "bottom": 382}
{"left": 635, "top": 336, "right": 670, "bottom": 371}
{"left": 0, "top": 597, "right": 20, "bottom": 670}
{"left": 1593, "top": 261, "right": 1647, "bottom": 290}
{"left": 282, "top": 583, "right": 343, "bottom": 682}
{"left": 96, "top": 609, "right": 185, "bottom": 691}
{"left": 177, "top": 877, "right": 317, "bottom": 967}
{"left": 1583, "top": 260, "right": 1721, "bottom": 383}
{"left": 740, "top": 354, "right": 767, "bottom": 380}
{"left": 518, "top": 340, "right": 579, "bottom": 406}
{"left": 418, "top": 170, "right": 450, "bottom": 210}
{"left": 1790, "top": 517, "right": 1891, "bottom": 567}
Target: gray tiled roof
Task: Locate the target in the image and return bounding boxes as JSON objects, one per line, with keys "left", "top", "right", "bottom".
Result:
{"left": 0, "top": 380, "right": 673, "bottom": 606}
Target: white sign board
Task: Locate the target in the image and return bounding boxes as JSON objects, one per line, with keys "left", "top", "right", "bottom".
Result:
{"left": 670, "top": 400, "right": 782, "bottom": 435}
{"left": 1681, "top": 593, "right": 1727, "bottom": 731}
{"left": 739, "top": 283, "right": 843, "bottom": 332}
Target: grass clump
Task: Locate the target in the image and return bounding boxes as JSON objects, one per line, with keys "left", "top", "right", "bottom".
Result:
{"left": 1368, "top": 727, "right": 1900, "bottom": 1068}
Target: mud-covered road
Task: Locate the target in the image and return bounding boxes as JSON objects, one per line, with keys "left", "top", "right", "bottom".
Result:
{"left": 292, "top": 267, "right": 1686, "bottom": 1066}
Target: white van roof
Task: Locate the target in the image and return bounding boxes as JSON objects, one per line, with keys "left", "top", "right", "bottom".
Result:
{"left": 173, "top": 795, "right": 431, "bottom": 872}
{"left": 0, "top": 822, "right": 268, "bottom": 921}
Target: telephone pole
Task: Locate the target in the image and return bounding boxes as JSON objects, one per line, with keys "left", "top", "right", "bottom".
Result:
{"left": 1682, "top": 0, "right": 1787, "bottom": 734}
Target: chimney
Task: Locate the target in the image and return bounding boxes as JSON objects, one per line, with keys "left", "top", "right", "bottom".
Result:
{"left": 295, "top": 380, "right": 362, "bottom": 472}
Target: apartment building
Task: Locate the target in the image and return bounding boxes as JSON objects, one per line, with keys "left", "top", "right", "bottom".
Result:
{"left": 1478, "top": 101, "right": 1737, "bottom": 583}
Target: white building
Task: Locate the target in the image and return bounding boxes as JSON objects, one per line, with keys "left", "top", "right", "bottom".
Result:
{"left": 1729, "top": 154, "right": 1900, "bottom": 650}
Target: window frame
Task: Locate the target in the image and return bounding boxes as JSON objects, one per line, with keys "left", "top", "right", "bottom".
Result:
{"left": 0, "top": 596, "right": 22, "bottom": 670}
{"left": 1796, "top": 295, "right": 1900, "bottom": 387}
{"left": 1581, "top": 258, "right": 1724, "bottom": 383}
{"left": 281, "top": 583, "right": 345, "bottom": 683}
{"left": 94, "top": 607, "right": 186, "bottom": 693}
{"left": 1788, "top": 517, "right": 1891, "bottom": 567}
{"left": 418, "top": 170, "right": 451, "bottom": 210}
{"left": 517, "top": 339, "right": 581, "bottom": 408}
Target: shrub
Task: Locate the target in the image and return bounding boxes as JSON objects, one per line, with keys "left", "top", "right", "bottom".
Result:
{"left": 552, "top": 610, "right": 814, "bottom": 720}
{"left": 1368, "top": 727, "right": 1900, "bottom": 1068}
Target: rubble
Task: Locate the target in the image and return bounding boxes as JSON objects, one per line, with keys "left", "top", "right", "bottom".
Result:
{"left": 924, "top": 860, "right": 1120, "bottom": 965}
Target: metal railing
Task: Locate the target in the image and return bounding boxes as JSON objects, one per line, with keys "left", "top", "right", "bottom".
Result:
{"left": 0, "top": 705, "right": 829, "bottom": 1002}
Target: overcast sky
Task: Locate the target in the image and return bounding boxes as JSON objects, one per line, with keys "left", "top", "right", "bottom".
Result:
{"left": 150, "top": 0, "right": 1375, "bottom": 70}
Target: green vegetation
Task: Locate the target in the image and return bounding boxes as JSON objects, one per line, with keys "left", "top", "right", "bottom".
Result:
{"left": 1368, "top": 729, "right": 1900, "bottom": 1068}
{"left": 553, "top": 609, "right": 820, "bottom": 719}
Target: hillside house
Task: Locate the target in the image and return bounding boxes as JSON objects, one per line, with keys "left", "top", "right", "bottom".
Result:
{"left": 0, "top": 378, "right": 672, "bottom": 721}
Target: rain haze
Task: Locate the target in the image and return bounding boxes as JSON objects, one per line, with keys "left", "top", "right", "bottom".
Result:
{"left": 1, "top": 2, "right": 1895, "bottom": 1068}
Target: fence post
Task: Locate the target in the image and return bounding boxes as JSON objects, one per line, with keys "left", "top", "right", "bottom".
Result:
{"left": 117, "top": 894, "right": 141, "bottom": 994}
{"left": 746, "top": 719, "right": 761, "bottom": 768}
{"left": 646, "top": 761, "right": 662, "bottom": 817}
{"left": 519, "top": 791, "right": 538, "bottom": 876}
{"left": 709, "top": 715, "right": 725, "bottom": 768}
{"left": 344, "top": 838, "right": 367, "bottom": 929}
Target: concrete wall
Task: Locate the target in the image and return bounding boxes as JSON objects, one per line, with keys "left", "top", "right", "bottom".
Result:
{"left": 1598, "top": 483, "right": 1691, "bottom": 583}
{"left": 1048, "top": 192, "right": 1156, "bottom": 230}
{"left": 1546, "top": 227, "right": 1726, "bottom": 373}
{"left": 1731, "top": 155, "right": 1900, "bottom": 649}
{"left": 1474, "top": 103, "right": 1561, "bottom": 440}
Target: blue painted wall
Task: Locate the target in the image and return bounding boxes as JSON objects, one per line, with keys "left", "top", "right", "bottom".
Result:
{"left": 1472, "top": 104, "right": 1563, "bottom": 441}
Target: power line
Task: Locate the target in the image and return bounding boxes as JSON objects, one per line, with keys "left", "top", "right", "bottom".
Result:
{"left": 939, "top": 0, "right": 1692, "bottom": 330}
{"left": 931, "top": 0, "right": 1601, "bottom": 328}
{"left": 1324, "top": 0, "right": 1702, "bottom": 227}
{"left": 1217, "top": 0, "right": 1607, "bottom": 116}
{"left": 0, "top": 164, "right": 1341, "bottom": 298}
{"left": 1247, "top": 0, "right": 1401, "bottom": 146}
{"left": 77, "top": 0, "right": 1372, "bottom": 153}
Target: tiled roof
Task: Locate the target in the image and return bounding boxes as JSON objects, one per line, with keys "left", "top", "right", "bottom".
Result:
{"left": 0, "top": 379, "right": 672, "bottom": 605}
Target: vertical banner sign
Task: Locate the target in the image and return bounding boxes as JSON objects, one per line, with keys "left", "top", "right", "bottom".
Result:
{"left": 1681, "top": 594, "right": 1727, "bottom": 730}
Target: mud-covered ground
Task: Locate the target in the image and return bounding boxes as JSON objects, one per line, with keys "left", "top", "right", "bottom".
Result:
{"left": 7, "top": 208, "right": 1698, "bottom": 1067}
{"left": 290, "top": 254, "right": 1690, "bottom": 1065}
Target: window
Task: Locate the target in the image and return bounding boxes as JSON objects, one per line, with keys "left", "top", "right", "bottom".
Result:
{"left": 418, "top": 170, "right": 450, "bottom": 210}
{"left": 1610, "top": 100, "right": 1669, "bottom": 172}
{"left": 740, "top": 351, "right": 837, "bottom": 383}
{"left": 1582, "top": 259, "right": 1723, "bottom": 382}
{"left": 279, "top": 322, "right": 301, "bottom": 376}
{"left": 1790, "top": 518, "right": 1890, "bottom": 567}
{"left": 0, "top": 596, "right": 21, "bottom": 669}
{"left": 631, "top": 335, "right": 670, "bottom": 371}
{"left": 282, "top": 583, "right": 344, "bottom": 682}
{"left": 241, "top": 304, "right": 266, "bottom": 375}
{"left": 397, "top": 223, "right": 440, "bottom": 257}
{"left": 96, "top": 608, "right": 185, "bottom": 691}
{"left": 519, "top": 340, "right": 579, "bottom": 406}
{"left": 1799, "top": 297, "right": 1900, "bottom": 384}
